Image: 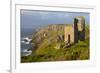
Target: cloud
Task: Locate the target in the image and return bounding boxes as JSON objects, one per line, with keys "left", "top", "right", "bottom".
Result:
{"left": 21, "top": 10, "right": 73, "bottom": 21}
{"left": 21, "top": 10, "right": 34, "bottom": 15}
{"left": 21, "top": 10, "right": 90, "bottom": 29}
{"left": 38, "top": 11, "right": 49, "bottom": 15}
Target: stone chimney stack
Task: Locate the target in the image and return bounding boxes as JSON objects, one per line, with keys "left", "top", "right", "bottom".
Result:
{"left": 73, "top": 18, "right": 78, "bottom": 43}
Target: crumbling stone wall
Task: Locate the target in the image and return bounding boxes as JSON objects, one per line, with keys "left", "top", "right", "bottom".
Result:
{"left": 64, "top": 25, "right": 74, "bottom": 44}
{"left": 77, "top": 16, "right": 85, "bottom": 41}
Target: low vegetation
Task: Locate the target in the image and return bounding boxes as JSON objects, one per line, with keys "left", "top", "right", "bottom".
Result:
{"left": 21, "top": 24, "right": 89, "bottom": 63}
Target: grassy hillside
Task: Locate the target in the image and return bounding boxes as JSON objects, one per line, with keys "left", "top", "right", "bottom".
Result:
{"left": 21, "top": 24, "right": 89, "bottom": 63}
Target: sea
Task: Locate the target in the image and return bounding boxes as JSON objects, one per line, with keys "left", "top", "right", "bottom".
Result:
{"left": 21, "top": 28, "right": 36, "bottom": 56}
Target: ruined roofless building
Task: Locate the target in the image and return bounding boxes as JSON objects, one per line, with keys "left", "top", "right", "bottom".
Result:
{"left": 64, "top": 16, "right": 85, "bottom": 44}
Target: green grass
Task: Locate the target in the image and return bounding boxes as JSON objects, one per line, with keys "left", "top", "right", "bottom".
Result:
{"left": 21, "top": 38, "right": 89, "bottom": 62}
{"left": 21, "top": 25, "right": 89, "bottom": 63}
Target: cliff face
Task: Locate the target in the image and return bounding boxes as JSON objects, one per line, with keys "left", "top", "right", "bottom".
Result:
{"left": 31, "top": 24, "right": 66, "bottom": 46}
{"left": 31, "top": 24, "right": 89, "bottom": 50}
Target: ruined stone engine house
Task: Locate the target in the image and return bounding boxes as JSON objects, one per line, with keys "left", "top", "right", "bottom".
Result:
{"left": 64, "top": 16, "right": 85, "bottom": 44}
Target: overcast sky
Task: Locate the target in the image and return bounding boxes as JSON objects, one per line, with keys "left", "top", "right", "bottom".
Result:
{"left": 21, "top": 10, "right": 90, "bottom": 29}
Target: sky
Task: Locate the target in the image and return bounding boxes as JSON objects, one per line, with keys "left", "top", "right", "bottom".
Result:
{"left": 21, "top": 10, "right": 90, "bottom": 29}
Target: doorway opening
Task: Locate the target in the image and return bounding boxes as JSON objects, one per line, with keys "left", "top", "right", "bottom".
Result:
{"left": 68, "top": 34, "right": 70, "bottom": 43}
